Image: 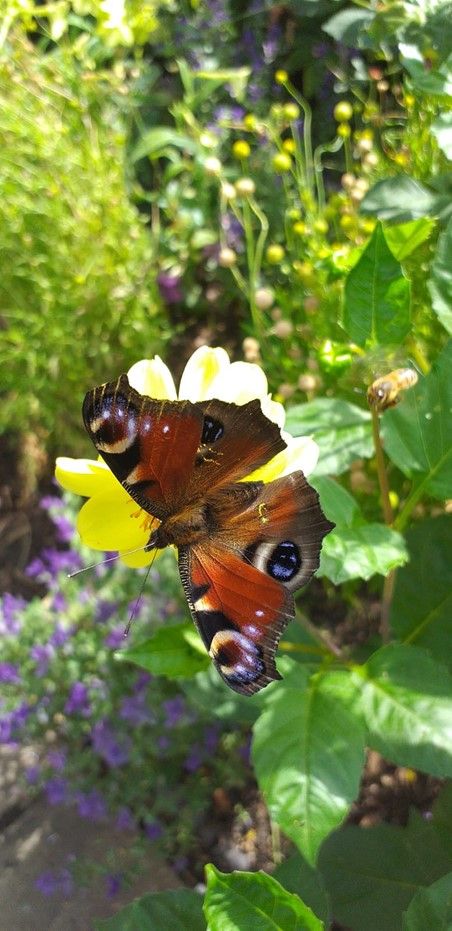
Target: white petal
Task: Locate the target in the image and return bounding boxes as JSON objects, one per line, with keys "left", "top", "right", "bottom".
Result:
{"left": 127, "top": 357, "right": 177, "bottom": 399}
{"left": 208, "top": 361, "right": 268, "bottom": 403}
{"left": 280, "top": 435, "right": 320, "bottom": 477}
{"left": 178, "top": 346, "right": 230, "bottom": 401}
{"left": 260, "top": 395, "right": 286, "bottom": 428}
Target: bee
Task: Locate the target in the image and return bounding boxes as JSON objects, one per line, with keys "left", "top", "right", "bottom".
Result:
{"left": 367, "top": 368, "right": 418, "bottom": 412}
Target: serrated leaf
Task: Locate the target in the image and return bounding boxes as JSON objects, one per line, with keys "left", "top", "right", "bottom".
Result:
{"left": 403, "top": 872, "right": 452, "bottom": 930}
{"left": 360, "top": 175, "right": 440, "bottom": 223}
{"left": 343, "top": 222, "right": 411, "bottom": 347}
{"left": 204, "top": 865, "right": 324, "bottom": 930}
{"left": 383, "top": 218, "right": 436, "bottom": 261}
{"left": 285, "top": 399, "right": 373, "bottom": 476}
{"left": 390, "top": 515, "right": 452, "bottom": 671}
{"left": 318, "top": 813, "right": 452, "bottom": 931}
{"left": 382, "top": 341, "right": 452, "bottom": 499}
{"left": 117, "top": 622, "right": 210, "bottom": 678}
{"left": 350, "top": 644, "right": 452, "bottom": 777}
{"left": 429, "top": 217, "right": 452, "bottom": 334}
{"left": 309, "top": 476, "right": 361, "bottom": 529}
{"left": 252, "top": 664, "right": 365, "bottom": 865}
{"left": 318, "top": 523, "right": 408, "bottom": 584}
{"left": 95, "top": 889, "right": 205, "bottom": 931}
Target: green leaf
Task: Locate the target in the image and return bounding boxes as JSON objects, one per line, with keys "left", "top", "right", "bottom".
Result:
{"left": 403, "top": 872, "right": 452, "bottom": 930}
{"left": 117, "top": 622, "right": 210, "bottom": 679}
{"left": 252, "top": 664, "right": 365, "bottom": 865}
{"left": 322, "top": 9, "right": 373, "bottom": 45}
{"left": 318, "top": 523, "right": 408, "bottom": 584}
{"left": 204, "top": 865, "right": 324, "bottom": 930}
{"left": 182, "top": 665, "right": 259, "bottom": 724}
{"left": 382, "top": 341, "right": 452, "bottom": 499}
{"left": 383, "top": 218, "right": 436, "bottom": 261}
{"left": 343, "top": 222, "right": 411, "bottom": 347}
{"left": 95, "top": 889, "right": 205, "bottom": 931}
{"left": 309, "top": 476, "right": 361, "bottom": 529}
{"left": 429, "top": 217, "right": 452, "bottom": 334}
{"left": 318, "top": 813, "right": 452, "bottom": 931}
{"left": 350, "top": 644, "right": 452, "bottom": 777}
{"left": 274, "top": 854, "right": 330, "bottom": 924}
{"left": 390, "top": 515, "right": 452, "bottom": 671}
{"left": 431, "top": 112, "right": 452, "bottom": 159}
{"left": 400, "top": 44, "right": 452, "bottom": 97}
{"left": 132, "top": 128, "right": 197, "bottom": 162}
{"left": 360, "top": 175, "right": 441, "bottom": 223}
{"left": 285, "top": 399, "right": 373, "bottom": 476}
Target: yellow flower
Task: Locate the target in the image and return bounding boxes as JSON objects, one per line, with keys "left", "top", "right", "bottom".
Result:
{"left": 56, "top": 348, "right": 319, "bottom": 567}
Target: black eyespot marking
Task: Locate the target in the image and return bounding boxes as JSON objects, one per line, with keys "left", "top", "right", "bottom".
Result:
{"left": 201, "top": 416, "right": 224, "bottom": 445}
{"left": 267, "top": 540, "right": 301, "bottom": 582}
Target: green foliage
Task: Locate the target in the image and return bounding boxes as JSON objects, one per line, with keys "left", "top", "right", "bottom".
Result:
{"left": 96, "top": 889, "right": 205, "bottom": 930}
{"left": 403, "top": 871, "right": 452, "bottom": 930}
{"left": 0, "top": 34, "right": 163, "bottom": 447}
{"left": 203, "top": 865, "right": 324, "bottom": 931}
{"left": 286, "top": 400, "right": 373, "bottom": 477}
{"left": 118, "top": 622, "right": 210, "bottom": 678}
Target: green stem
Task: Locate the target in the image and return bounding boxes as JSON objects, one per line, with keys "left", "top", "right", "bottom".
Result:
{"left": 343, "top": 135, "right": 353, "bottom": 174}
{"left": 408, "top": 339, "right": 430, "bottom": 375}
{"left": 313, "top": 136, "right": 343, "bottom": 211}
{"left": 371, "top": 409, "right": 394, "bottom": 526}
{"left": 248, "top": 196, "right": 269, "bottom": 290}
{"left": 242, "top": 198, "right": 265, "bottom": 340}
{"left": 285, "top": 81, "right": 315, "bottom": 197}
{"left": 393, "top": 476, "right": 427, "bottom": 533}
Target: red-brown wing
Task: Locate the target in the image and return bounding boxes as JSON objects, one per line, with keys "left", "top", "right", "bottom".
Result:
{"left": 178, "top": 471, "right": 334, "bottom": 695}
{"left": 178, "top": 542, "right": 293, "bottom": 695}
{"left": 83, "top": 375, "right": 203, "bottom": 520}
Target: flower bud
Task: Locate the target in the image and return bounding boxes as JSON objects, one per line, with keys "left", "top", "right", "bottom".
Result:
{"left": 242, "top": 336, "right": 261, "bottom": 361}
{"left": 221, "top": 181, "right": 237, "bottom": 200}
{"left": 218, "top": 247, "right": 237, "bottom": 268}
{"left": 283, "top": 103, "right": 300, "bottom": 121}
{"left": 273, "top": 319, "right": 293, "bottom": 338}
{"left": 272, "top": 152, "right": 292, "bottom": 172}
{"left": 298, "top": 374, "right": 318, "bottom": 392}
{"left": 334, "top": 100, "right": 353, "bottom": 122}
{"left": 204, "top": 156, "right": 222, "bottom": 175}
{"left": 254, "top": 287, "right": 274, "bottom": 310}
{"left": 235, "top": 177, "right": 256, "bottom": 196}
{"left": 275, "top": 69, "right": 288, "bottom": 85}
{"left": 233, "top": 140, "right": 251, "bottom": 159}
{"left": 265, "top": 243, "right": 285, "bottom": 264}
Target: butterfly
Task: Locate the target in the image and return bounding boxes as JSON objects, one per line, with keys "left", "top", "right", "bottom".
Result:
{"left": 83, "top": 374, "right": 334, "bottom": 695}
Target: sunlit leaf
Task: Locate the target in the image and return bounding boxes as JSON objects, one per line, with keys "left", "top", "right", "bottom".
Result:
{"left": 286, "top": 399, "right": 373, "bottom": 476}
{"left": 390, "top": 515, "right": 452, "bottom": 671}
{"left": 252, "top": 664, "right": 365, "bottom": 865}
{"left": 204, "top": 865, "right": 324, "bottom": 930}
{"left": 343, "top": 222, "right": 411, "bottom": 347}
{"left": 318, "top": 523, "right": 408, "bottom": 584}
{"left": 117, "top": 622, "right": 210, "bottom": 678}
{"left": 383, "top": 218, "right": 436, "bottom": 261}
{"left": 95, "top": 889, "right": 205, "bottom": 930}
{"left": 429, "top": 217, "right": 452, "bottom": 334}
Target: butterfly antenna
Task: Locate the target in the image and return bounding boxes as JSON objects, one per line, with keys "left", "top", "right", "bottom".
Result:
{"left": 67, "top": 544, "right": 152, "bottom": 578}
{"left": 124, "top": 548, "right": 159, "bottom": 638}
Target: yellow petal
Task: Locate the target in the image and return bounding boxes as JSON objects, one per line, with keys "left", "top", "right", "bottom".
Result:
{"left": 77, "top": 489, "right": 152, "bottom": 551}
{"left": 208, "top": 361, "right": 268, "bottom": 403}
{"left": 119, "top": 548, "right": 155, "bottom": 568}
{"left": 127, "top": 357, "right": 177, "bottom": 400}
{"left": 245, "top": 436, "right": 319, "bottom": 482}
{"left": 178, "top": 346, "right": 231, "bottom": 401}
{"left": 260, "top": 395, "right": 286, "bottom": 428}
{"left": 55, "top": 457, "right": 119, "bottom": 497}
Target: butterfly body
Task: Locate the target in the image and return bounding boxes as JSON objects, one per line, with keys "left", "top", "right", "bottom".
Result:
{"left": 83, "top": 374, "right": 334, "bottom": 695}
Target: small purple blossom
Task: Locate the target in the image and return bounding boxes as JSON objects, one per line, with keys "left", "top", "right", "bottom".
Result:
{"left": 49, "top": 621, "right": 74, "bottom": 647}
{"left": 35, "top": 868, "right": 74, "bottom": 898}
{"left": 144, "top": 819, "right": 163, "bottom": 841}
{"left": 92, "top": 721, "right": 131, "bottom": 768}
{"left": 76, "top": 789, "right": 107, "bottom": 821}
{"left": 115, "top": 806, "right": 135, "bottom": 831}
{"left": 105, "top": 873, "right": 123, "bottom": 898}
{"left": 26, "top": 549, "right": 82, "bottom": 585}
{"left": 45, "top": 777, "right": 69, "bottom": 806}
{"left": 104, "top": 627, "right": 125, "bottom": 649}
{"left": 47, "top": 749, "right": 67, "bottom": 771}
{"left": 203, "top": 725, "right": 220, "bottom": 754}
{"left": 1, "top": 593, "right": 25, "bottom": 635}
{"left": 51, "top": 592, "right": 67, "bottom": 613}
{"left": 65, "top": 682, "right": 91, "bottom": 716}
{"left": 25, "top": 764, "right": 41, "bottom": 784}
{"left": 157, "top": 272, "right": 183, "bottom": 305}
{"left": 0, "top": 662, "right": 21, "bottom": 684}
{"left": 133, "top": 670, "right": 152, "bottom": 691}
{"left": 221, "top": 213, "right": 244, "bottom": 251}
{"left": 119, "top": 692, "right": 154, "bottom": 726}
{"left": 162, "top": 695, "right": 186, "bottom": 728}
{"left": 184, "top": 744, "right": 203, "bottom": 773}
{"left": 95, "top": 599, "right": 118, "bottom": 623}
{"left": 30, "top": 643, "right": 54, "bottom": 677}
{"left": 40, "top": 494, "right": 63, "bottom": 512}
{"left": 157, "top": 735, "right": 170, "bottom": 753}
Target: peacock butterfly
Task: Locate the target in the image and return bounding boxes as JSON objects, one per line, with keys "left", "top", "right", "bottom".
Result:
{"left": 83, "top": 374, "right": 334, "bottom": 695}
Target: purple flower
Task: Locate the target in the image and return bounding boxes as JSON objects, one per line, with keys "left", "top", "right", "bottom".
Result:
{"left": 25, "top": 764, "right": 41, "bottom": 784}
{"left": 162, "top": 696, "right": 186, "bottom": 728}
{"left": 35, "top": 868, "right": 73, "bottom": 897}
{"left": 119, "top": 692, "right": 154, "bottom": 726}
{"left": 40, "top": 494, "right": 62, "bottom": 512}
{"left": 157, "top": 272, "right": 183, "bottom": 305}
{"left": 49, "top": 621, "right": 74, "bottom": 648}
{"left": 95, "top": 599, "right": 118, "bottom": 623}
{"left": 65, "top": 682, "right": 91, "bottom": 716}
{"left": 203, "top": 725, "right": 220, "bottom": 754}
{"left": 133, "top": 670, "right": 152, "bottom": 691}
{"left": 92, "top": 721, "right": 131, "bottom": 768}
{"left": 51, "top": 592, "right": 67, "bottom": 613}
{"left": 105, "top": 873, "right": 123, "bottom": 898}
{"left": 26, "top": 556, "right": 46, "bottom": 579}
{"left": 76, "top": 789, "right": 107, "bottom": 822}
{"left": 1, "top": 593, "right": 25, "bottom": 635}
{"left": 144, "top": 819, "right": 163, "bottom": 841}
{"left": 104, "top": 627, "right": 125, "bottom": 649}
{"left": 26, "top": 549, "right": 82, "bottom": 585}
{"left": 221, "top": 213, "right": 244, "bottom": 251}
{"left": 47, "top": 749, "right": 66, "bottom": 771}
{"left": 157, "top": 735, "right": 170, "bottom": 753}
{"left": 45, "top": 777, "right": 69, "bottom": 806}
{"left": 53, "top": 515, "right": 74, "bottom": 544}
{"left": 115, "top": 806, "right": 135, "bottom": 831}
{"left": 0, "top": 662, "right": 21, "bottom": 684}
{"left": 30, "top": 643, "right": 54, "bottom": 677}
{"left": 184, "top": 744, "right": 203, "bottom": 773}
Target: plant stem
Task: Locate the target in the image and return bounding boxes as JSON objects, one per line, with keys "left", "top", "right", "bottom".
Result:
{"left": 313, "top": 136, "right": 343, "bottom": 211}
{"left": 270, "top": 820, "right": 283, "bottom": 866}
{"left": 370, "top": 408, "right": 394, "bottom": 642}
